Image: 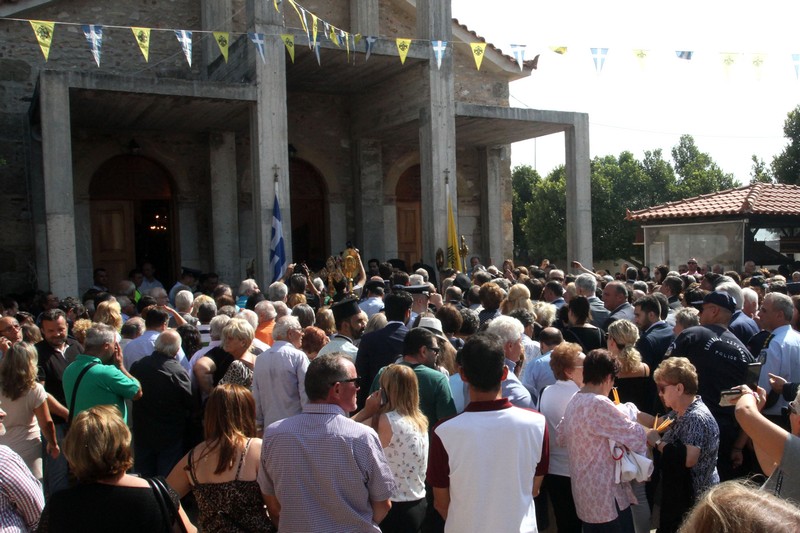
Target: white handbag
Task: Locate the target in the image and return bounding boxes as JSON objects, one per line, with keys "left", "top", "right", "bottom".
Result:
{"left": 609, "top": 439, "right": 654, "bottom": 483}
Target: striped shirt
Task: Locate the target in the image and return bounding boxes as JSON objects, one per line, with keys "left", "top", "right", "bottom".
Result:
{"left": 0, "top": 445, "right": 44, "bottom": 532}
{"left": 258, "top": 403, "right": 395, "bottom": 532}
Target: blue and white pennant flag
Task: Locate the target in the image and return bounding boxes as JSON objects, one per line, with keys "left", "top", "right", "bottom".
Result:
{"left": 591, "top": 47, "right": 608, "bottom": 73}
{"left": 248, "top": 32, "right": 266, "bottom": 64}
{"left": 510, "top": 44, "right": 526, "bottom": 70}
{"left": 82, "top": 25, "right": 103, "bottom": 67}
{"left": 676, "top": 51, "right": 694, "bottom": 60}
{"left": 793, "top": 54, "right": 800, "bottom": 80}
{"left": 432, "top": 40, "right": 447, "bottom": 70}
{"left": 175, "top": 30, "right": 192, "bottom": 66}
{"left": 270, "top": 193, "right": 287, "bottom": 283}
{"left": 365, "top": 36, "right": 377, "bottom": 61}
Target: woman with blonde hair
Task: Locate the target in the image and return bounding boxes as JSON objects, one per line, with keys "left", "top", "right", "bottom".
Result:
{"left": 93, "top": 299, "right": 123, "bottom": 332}
{"left": 531, "top": 301, "right": 557, "bottom": 328}
{"left": 315, "top": 307, "right": 336, "bottom": 336}
{"left": 369, "top": 364, "right": 429, "bottom": 533}
{"left": 38, "top": 405, "right": 195, "bottom": 532}
{"left": 607, "top": 319, "right": 651, "bottom": 411}
{"left": 167, "top": 384, "right": 272, "bottom": 532}
{"left": 0, "top": 342, "right": 59, "bottom": 479}
{"left": 218, "top": 318, "right": 257, "bottom": 388}
{"left": 501, "top": 284, "right": 533, "bottom": 316}
{"left": 71, "top": 318, "right": 93, "bottom": 346}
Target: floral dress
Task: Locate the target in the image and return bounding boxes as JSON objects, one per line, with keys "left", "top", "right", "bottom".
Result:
{"left": 384, "top": 410, "right": 428, "bottom": 502}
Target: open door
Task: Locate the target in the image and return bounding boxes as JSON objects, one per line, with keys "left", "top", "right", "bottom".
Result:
{"left": 395, "top": 165, "right": 421, "bottom": 269}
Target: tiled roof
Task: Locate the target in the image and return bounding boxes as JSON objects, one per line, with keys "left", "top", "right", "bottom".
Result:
{"left": 626, "top": 183, "right": 800, "bottom": 222}
{"left": 452, "top": 19, "right": 539, "bottom": 71}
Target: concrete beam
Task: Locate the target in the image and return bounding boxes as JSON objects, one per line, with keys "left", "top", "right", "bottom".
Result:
{"left": 201, "top": 0, "right": 233, "bottom": 70}
{"left": 353, "top": 139, "right": 385, "bottom": 259}
{"left": 350, "top": 0, "right": 380, "bottom": 36}
{"left": 210, "top": 132, "right": 240, "bottom": 283}
{"left": 478, "top": 147, "right": 505, "bottom": 266}
{"left": 248, "top": 0, "right": 290, "bottom": 285}
{"left": 565, "top": 114, "right": 593, "bottom": 268}
{"left": 39, "top": 72, "right": 78, "bottom": 297}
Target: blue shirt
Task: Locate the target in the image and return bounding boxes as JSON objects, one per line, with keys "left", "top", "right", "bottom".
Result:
{"left": 522, "top": 350, "right": 557, "bottom": 408}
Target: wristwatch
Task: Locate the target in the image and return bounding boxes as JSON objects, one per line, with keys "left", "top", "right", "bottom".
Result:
{"left": 654, "top": 439, "right": 663, "bottom": 449}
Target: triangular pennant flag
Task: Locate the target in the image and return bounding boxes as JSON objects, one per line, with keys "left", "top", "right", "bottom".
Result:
{"left": 82, "top": 24, "right": 103, "bottom": 67}
{"left": 30, "top": 20, "right": 55, "bottom": 61}
{"left": 273, "top": 0, "right": 281, "bottom": 12}
{"left": 590, "top": 47, "right": 608, "bottom": 73}
{"left": 281, "top": 34, "right": 295, "bottom": 63}
{"left": 365, "top": 36, "right": 377, "bottom": 61}
{"left": 311, "top": 14, "right": 318, "bottom": 46}
{"left": 432, "top": 40, "right": 447, "bottom": 70}
{"left": 314, "top": 40, "right": 321, "bottom": 66}
{"left": 175, "top": 30, "right": 192, "bottom": 67}
{"left": 633, "top": 49, "right": 648, "bottom": 70}
{"left": 323, "top": 22, "right": 330, "bottom": 41}
{"left": 330, "top": 25, "right": 339, "bottom": 46}
{"left": 721, "top": 52, "right": 737, "bottom": 78}
{"left": 751, "top": 53, "right": 765, "bottom": 81}
{"left": 249, "top": 32, "right": 266, "bottom": 64}
{"left": 354, "top": 34, "right": 362, "bottom": 46}
{"left": 131, "top": 27, "right": 151, "bottom": 62}
{"left": 396, "top": 38, "right": 411, "bottom": 65}
{"left": 214, "top": 32, "right": 230, "bottom": 63}
{"left": 287, "top": 1, "right": 309, "bottom": 47}
{"left": 470, "top": 43, "right": 486, "bottom": 70}
{"left": 342, "top": 30, "right": 350, "bottom": 61}
{"left": 550, "top": 46, "right": 567, "bottom": 55}
{"left": 676, "top": 51, "right": 693, "bottom": 60}
{"left": 793, "top": 54, "right": 800, "bottom": 81}
{"left": 510, "top": 44, "right": 526, "bottom": 70}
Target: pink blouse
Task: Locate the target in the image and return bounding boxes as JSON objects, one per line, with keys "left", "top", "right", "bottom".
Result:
{"left": 556, "top": 392, "right": 647, "bottom": 524}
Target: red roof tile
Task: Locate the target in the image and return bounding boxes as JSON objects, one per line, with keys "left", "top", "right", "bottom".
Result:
{"left": 626, "top": 183, "right": 800, "bottom": 222}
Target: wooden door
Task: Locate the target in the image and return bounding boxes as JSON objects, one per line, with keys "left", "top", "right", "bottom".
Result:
{"left": 90, "top": 200, "right": 135, "bottom": 290}
{"left": 396, "top": 201, "right": 421, "bottom": 270}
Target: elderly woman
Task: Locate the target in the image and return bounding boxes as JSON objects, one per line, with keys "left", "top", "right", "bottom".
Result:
{"left": 478, "top": 282, "right": 505, "bottom": 325}
{"left": 538, "top": 342, "right": 584, "bottom": 533}
{"left": 300, "top": 326, "right": 329, "bottom": 360}
{"left": 218, "top": 318, "right": 257, "bottom": 388}
{"left": 500, "top": 284, "right": 534, "bottom": 316}
{"left": 557, "top": 349, "right": 652, "bottom": 532}
{"left": 643, "top": 357, "right": 720, "bottom": 533}
{"left": 37, "top": 405, "right": 195, "bottom": 532}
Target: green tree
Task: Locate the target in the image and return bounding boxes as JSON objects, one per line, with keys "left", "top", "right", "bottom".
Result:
{"left": 671, "top": 134, "right": 738, "bottom": 196}
{"left": 523, "top": 166, "right": 567, "bottom": 261}
{"left": 750, "top": 154, "right": 773, "bottom": 183}
{"left": 772, "top": 105, "right": 800, "bottom": 185}
{"left": 641, "top": 149, "right": 677, "bottom": 205}
{"left": 511, "top": 165, "right": 541, "bottom": 260}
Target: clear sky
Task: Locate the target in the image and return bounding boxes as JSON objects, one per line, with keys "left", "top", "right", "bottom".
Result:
{"left": 451, "top": 0, "right": 800, "bottom": 184}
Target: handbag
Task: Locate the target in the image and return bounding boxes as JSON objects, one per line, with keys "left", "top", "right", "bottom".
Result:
{"left": 147, "top": 477, "right": 187, "bottom": 533}
{"left": 609, "top": 439, "right": 653, "bottom": 483}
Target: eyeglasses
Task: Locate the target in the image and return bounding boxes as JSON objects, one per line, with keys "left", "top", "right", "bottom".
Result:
{"left": 789, "top": 401, "right": 799, "bottom": 415}
{"left": 427, "top": 346, "right": 440, "bottom": 354}
{"left": 330, "top": 377, "right": 361, "bottom": 386}
{"left": 657, "top": 383, "right": 677, "bottom": 394}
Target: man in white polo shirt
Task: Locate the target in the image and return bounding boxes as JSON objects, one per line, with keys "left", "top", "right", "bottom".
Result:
{"left": 427, "top": 332, "right": 549, "bottom": 532}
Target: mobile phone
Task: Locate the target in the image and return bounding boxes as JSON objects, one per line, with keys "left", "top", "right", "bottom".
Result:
{"left": 746, "top": 362, "right": 763, "bottom": 390}
{"left": 719, "top": 389, "right": 742, "bottom": 407}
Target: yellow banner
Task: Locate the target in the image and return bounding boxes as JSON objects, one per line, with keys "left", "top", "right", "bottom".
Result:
{"left": 214, "top": 32, "right": 229, "bottom": 62}
{"left": 274, "top": 0, "right": 280, "bottom": 12}
{"left": 633, "top": 49, "right": 648, "bottom": 70}
{"left": 287, "top": 0, "right": 307, "bottom": 33}
{"left": 447, "top": 198, "right": 461, "bottom": 271}
{"left": 282, "top": 34, "right": 295, "bottom": 63}
{"left": 330, "top": 25, "right": 339, "bottom": 46}
{"left": 721, "top": 52, "right": 737, "bottom": 78}
{"left": 550, "top": 46, "right": 568, "bottom": 55}
{"left": 311, "top": 14, "right": 318, "bottom": 45}
{"left": 354, "top": 34, "right": 362, "bottom": 46}
{"left": 396, "top": 38, "right": 411, "bottom": 65}
{"left": 131, "top": 27, "right": 150, "bottom": 62}
{"left": 752, "top": 53, "right": 766, "bottom": 81}
{"left": 30, "top": 20, "right": 55, "bottom": 61}
{"left": 471, "top": 43, "right": 486, "bottom": 70}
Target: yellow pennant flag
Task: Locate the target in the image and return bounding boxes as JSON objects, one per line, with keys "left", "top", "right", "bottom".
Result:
{"left": 282, "top": 34, "right": 295, "bottom": 63}
{"left": 343, "top": 30, "right": 350, "bottom": 61}
{"left": 214, "top": 32, "right": 230, "bottom": 62}
{"left": 752, "top": 53, "right": 766, "bottom": 81}
{"left": 354, "top": 33, "right": 362, "bottom": 46}
{"left": 470, "top": 43, "right": 486, "bottom": 70}
{"left": 30, "top": 20, "right": 55, "bottom": 61}
{"left": 550, "top": 46, "right": 568, "bottom": 55}
{"left": 131, "top": 27, "right": 151, "bottom": 62}
{"left": 721, "top": 52, "right": 737, "bottom": 78}
{"left": 633, "top": 49, "right": 648, "bottom": 70}
{"left": 311, "top": 14, "right": 318, "bottom": 45}
{"left": 447, "top": 198, "right": 462, "bottom": 271}
{"left": 287, "top": 0, "right": 307, "bottom": 33}
{"left": 273, "top": 0, "right": 280, "bottom": 12}
{"left": 329, "top": 25, "right": 339, "bottom": 46}
{"left": 396, "top": 38, "right": 411, "bottom": 64}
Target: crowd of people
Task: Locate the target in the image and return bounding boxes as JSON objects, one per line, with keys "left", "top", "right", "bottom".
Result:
{"left": 1, "top": 254, "right": 800, "bottom": 532}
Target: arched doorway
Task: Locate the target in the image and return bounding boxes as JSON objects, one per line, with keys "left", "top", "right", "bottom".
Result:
{"left": 395, "top": 165, "right": 421, "bottom": 270}
{"left": 290, "top": 159, "right": 328, "bottom": 268}
{"left": 89, "top": 155, "right": 176, "bottom": 290}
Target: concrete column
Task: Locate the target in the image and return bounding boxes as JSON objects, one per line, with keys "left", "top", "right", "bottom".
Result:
{"left": 565, "top": 114, "right": 593, "bottom": 267}
{"left": 417, "top": 0, "right": 456, "bottom": 267}
{"left": 247, "top": 0, "right": 290, "bottom": 285}
{"left": 210, "top": 132, "right": 240, "bottom": 283}
{"left": 201, "top": 0, "right": 232, "bottom": 68}
{"left": 39, "top": 72, "right": 79, "bottom": 297}
{"left": 353, "top": 139, "right": 385, "bottom": 260}
{"left": 177, "top": 198, "right": 201, "bottom": 269}
{"left": 28, "top": 129, "right": 49, "bottom": 291}
{"left": 350, "top": 0, "right": 379, "bottom": 35}
{"left": 479, "top": 147, "right": 504, "bottom": 266}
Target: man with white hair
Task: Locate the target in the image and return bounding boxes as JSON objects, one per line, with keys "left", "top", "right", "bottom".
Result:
{"left": 484, "top": 316, "right": 533, "bottom": 408}
{"left": 130, "top": 329, "right": 192, "bottom": 477}
{"left": 756, "top": 292, "right": 800, "bottom": 426}
{"left": 237, "top": 279, "right": 260, "bottom": 309}
{"left": 575, "top": 273, "right": 610, "bottom": 328}
{"left": 175, "top": 290, "right": 196, "bottom": 325}
{"left": 252, "top": 316, "right": 309, "bottom": 430}
{"left": 254, "top": 300, "right": 277, "bottom": 346}
{"left": 741, "top": 287, "right": 759, "bottom": 319}
{"left": 716, "top": 280, "right": 758, "bottom": 345}
{"left": 268, "top": 282, "right": 288, "bottom": 303}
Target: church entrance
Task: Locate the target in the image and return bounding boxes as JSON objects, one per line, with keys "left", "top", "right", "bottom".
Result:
{"left": 89, "top": 155, "right": 177, "bottom": 290}
{"left": 290, "top": 159, "right": 328, "bottom": 269}
{"left": 395, "top": 165, "right": 421, "bottom": 271}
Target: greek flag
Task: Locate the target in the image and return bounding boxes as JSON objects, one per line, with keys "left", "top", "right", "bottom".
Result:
{"left": 270, "top": 194, "right": 287, "bottom": 283}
